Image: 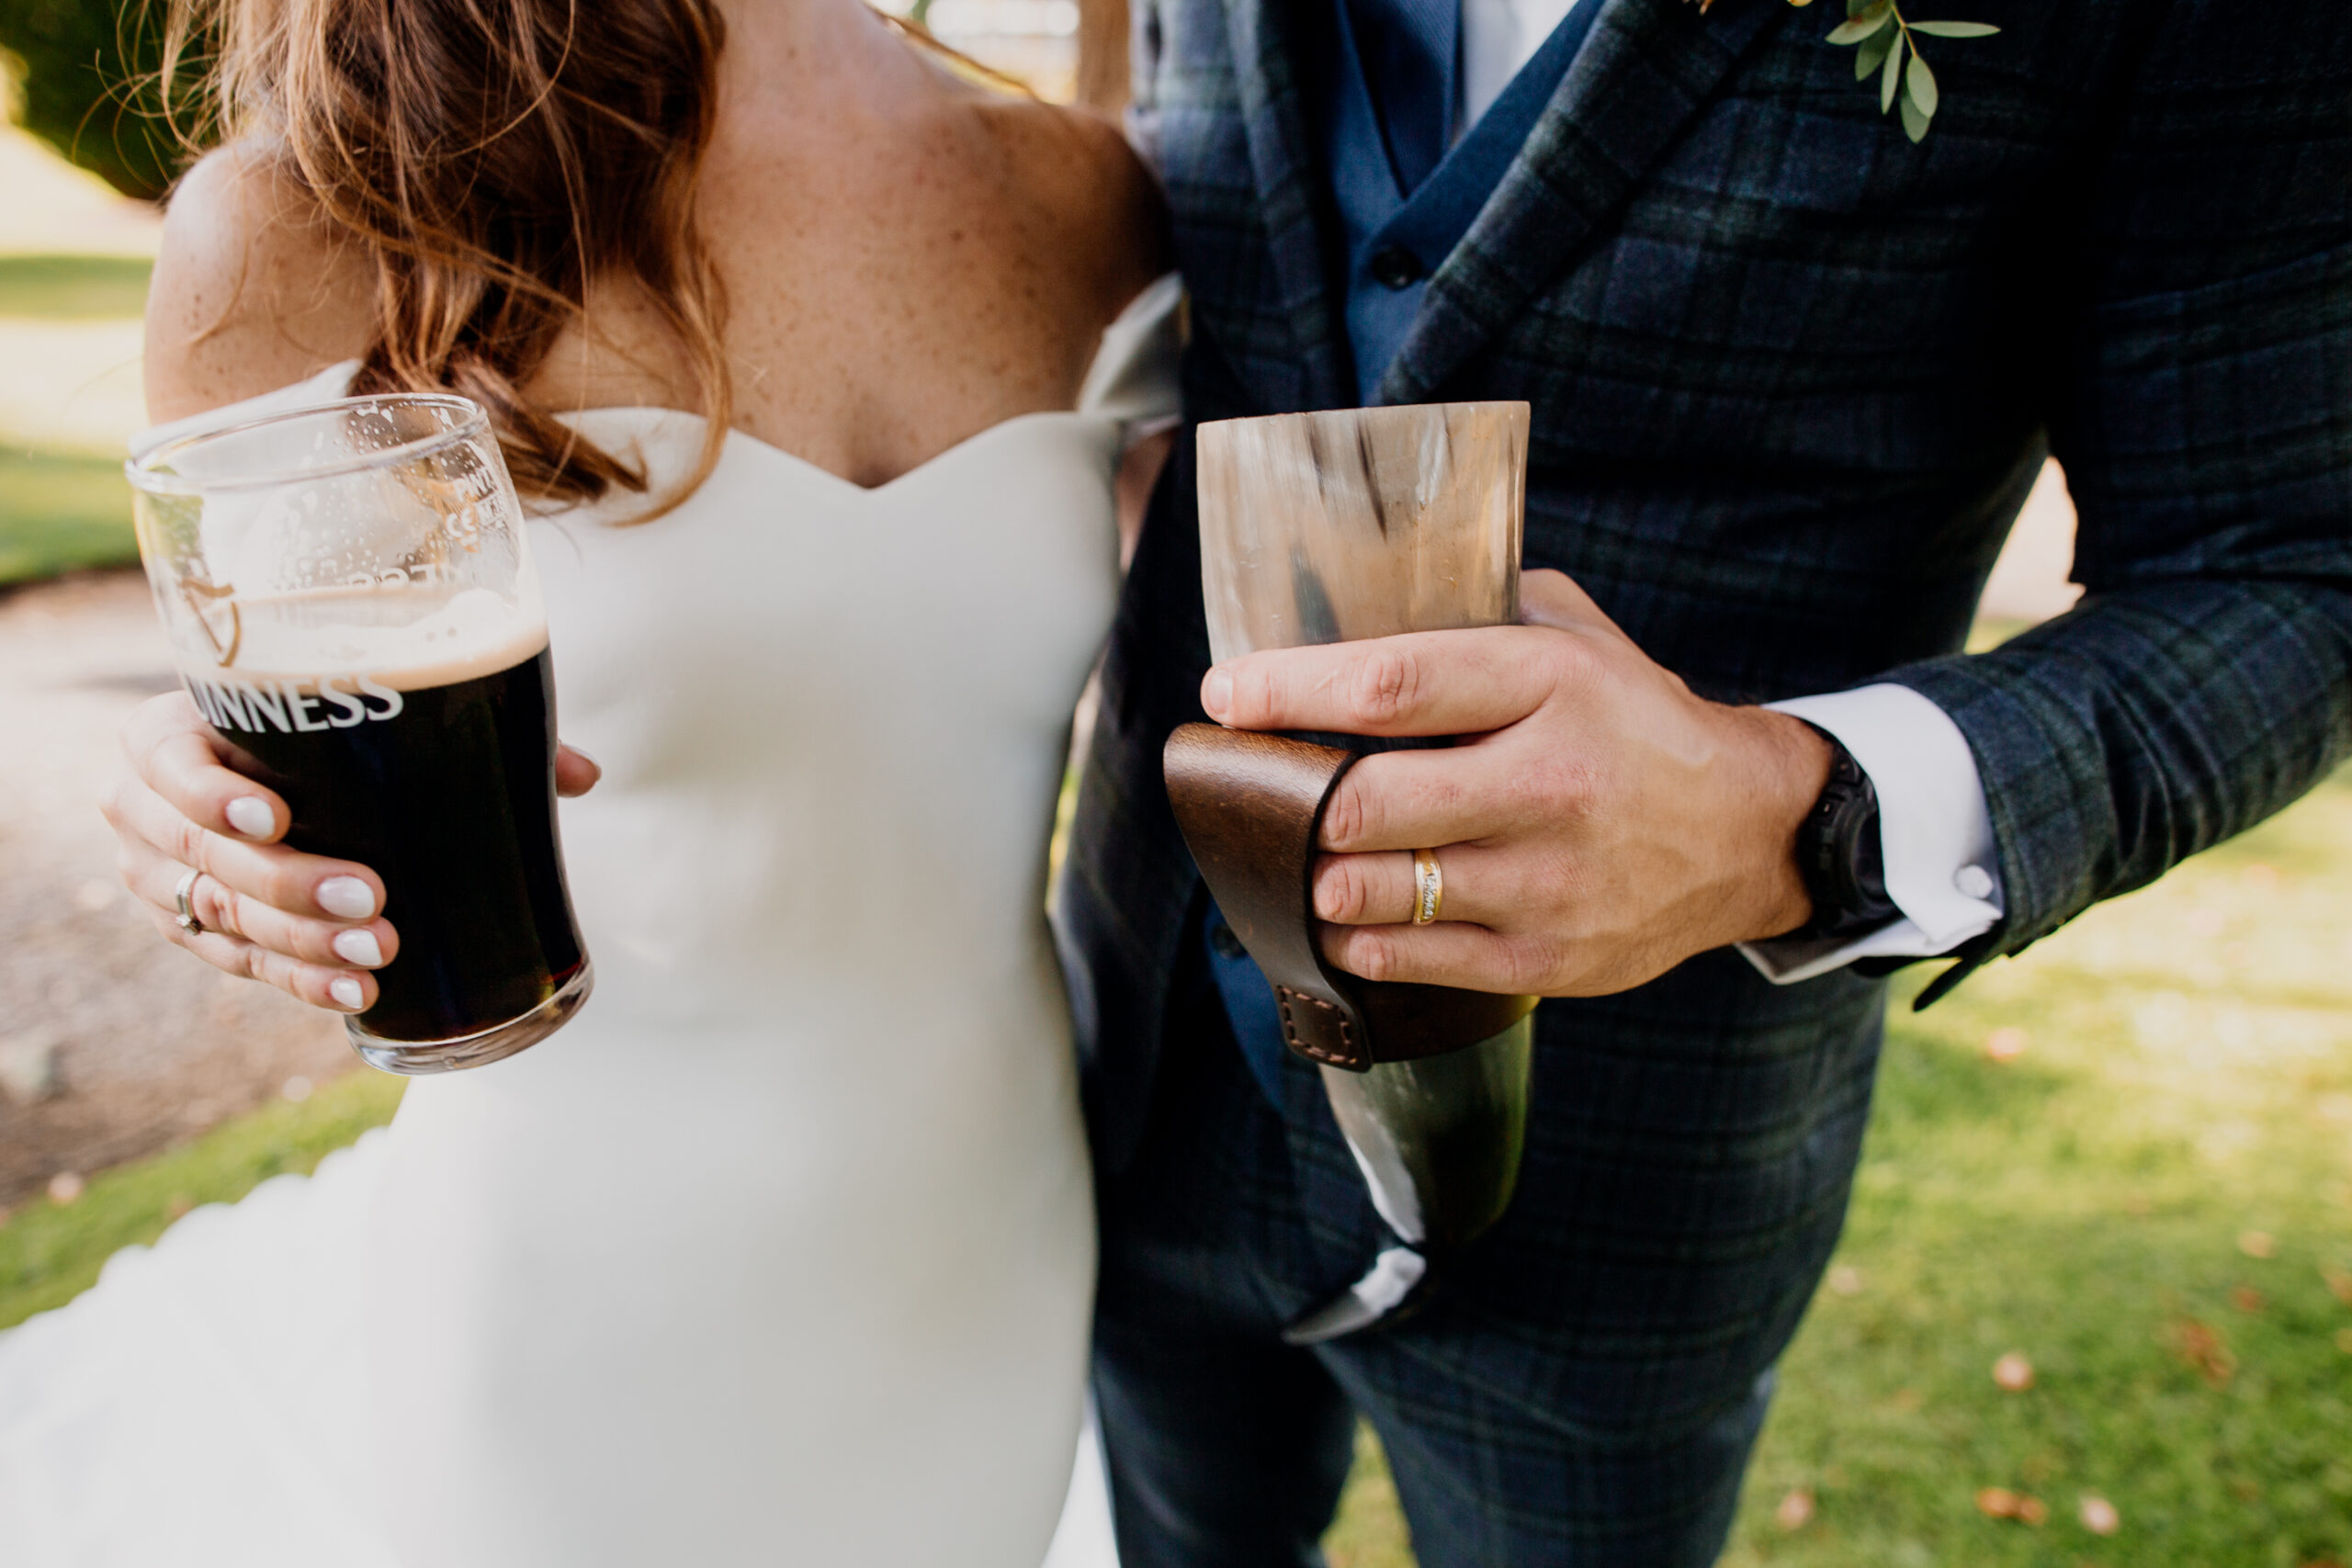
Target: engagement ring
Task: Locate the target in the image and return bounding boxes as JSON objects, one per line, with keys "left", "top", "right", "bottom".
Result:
{"left": 174, "top": 868, "right": 206, "bottom": 935}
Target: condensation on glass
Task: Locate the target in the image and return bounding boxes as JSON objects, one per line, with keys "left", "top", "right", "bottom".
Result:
{"left": 126, "top": 395, "right": 592, "bottom": 1074}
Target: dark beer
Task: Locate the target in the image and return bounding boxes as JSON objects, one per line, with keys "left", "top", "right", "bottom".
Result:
{"left": 180, "top": 599, "right": 588, "bottom": 1070}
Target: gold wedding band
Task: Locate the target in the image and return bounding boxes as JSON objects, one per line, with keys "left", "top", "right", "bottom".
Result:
{"left": 174, "top": 868, "right": 206, "bottom": 935}
{"left": 1410, "top": 848, "right": 1443, "bottom": 926}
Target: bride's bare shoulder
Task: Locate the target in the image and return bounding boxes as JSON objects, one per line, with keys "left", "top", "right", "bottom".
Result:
{"left": 144, "top": 144, "right": 375, "bottom": 424}
{"left": 983, "top": 95, "right": 1171, "bottom": 321}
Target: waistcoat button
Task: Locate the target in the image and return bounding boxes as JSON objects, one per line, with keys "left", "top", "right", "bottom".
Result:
{"left": 1369, "top": 245, "right": 1425, "bottom": 290}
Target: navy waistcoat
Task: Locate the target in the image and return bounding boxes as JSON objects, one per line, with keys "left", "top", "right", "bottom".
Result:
{"left": 1329, "top": 0, "right": 1604, "bottom": 402}
{"left": 1202, "top": 0, "right": 1607, "bottom": 1102}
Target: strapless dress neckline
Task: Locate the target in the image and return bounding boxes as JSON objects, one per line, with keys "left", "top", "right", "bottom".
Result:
{"left": 9, "top": 274, "right": 1184, "bottom": 1568}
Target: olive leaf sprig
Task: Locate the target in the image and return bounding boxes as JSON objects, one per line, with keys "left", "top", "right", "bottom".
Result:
{"left": 1822, "top": 0, "right": 1998, "bottom": 141}
{"left": 1690, "top": 0, "right": 1999, "bottom": 141}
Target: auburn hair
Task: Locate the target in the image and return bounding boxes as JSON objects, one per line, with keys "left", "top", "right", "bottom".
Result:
{"left": 160, "top": 0, "right": 733, "bottom": 514}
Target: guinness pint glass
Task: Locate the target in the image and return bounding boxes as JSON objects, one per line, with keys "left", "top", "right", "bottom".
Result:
{"left": 127, "top": 394, "right": 590, "bottom": 1074}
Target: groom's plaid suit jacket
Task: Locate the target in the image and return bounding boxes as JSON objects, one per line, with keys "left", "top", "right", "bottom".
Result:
{"left": 1059, "top": 0, "right": 2350, "bottom": 1464}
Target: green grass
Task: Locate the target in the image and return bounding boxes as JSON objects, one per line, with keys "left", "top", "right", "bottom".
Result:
{"left": 1325, "top": 1423, "right": 1414, "bottom": 1567}
{"left": 6, "top": 770, "right": 2348, "bottom": 1568}
{"left": 0, "top": 254, "right": 151, "bottom": 585}
{"left": 0, "top": 254, "right": 153, "bottom": 320}
{"left": 1717, "top": 764, "right": 2352, "bottom": 1568}
{"left": 0, "top": 1068, "right": 404, "bottom": 1332}
{"left": 1327, "top": 763, "right": 2352, "bottom": 1567}
{"left": 0, "top": 447, "right": 141, "bottom": 583}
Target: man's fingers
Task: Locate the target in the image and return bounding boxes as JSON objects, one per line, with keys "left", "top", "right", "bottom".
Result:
{"left": 119, "top": 691, "right": 288, "bottom": 842}
{"left": 1313, "top": 919, "right": 1552, "bottom": 994}
{"left": 1202, "top": 626, "right": 1571, "bottom": 738}
{"left": 1312, "top": 743, "right": 1577, "bottom": 854}
{"left": 108, "top": 770, "right": 386, "bottom": 920}
{"left": 1310, "top": 842, "right": 1527, "bottom": 929}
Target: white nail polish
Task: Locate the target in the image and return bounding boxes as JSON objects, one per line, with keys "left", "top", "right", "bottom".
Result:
{"left": 328, "top": 976, "right": 365, "bottom": 1010}
{"left": 224, "top": 796, "right": 277, "bottom": 839}
{"left": 332, "top": 929, "right": 384, "bottom": 967}
{"left": 317, "top": 877, "right": 377, "bottom": 919}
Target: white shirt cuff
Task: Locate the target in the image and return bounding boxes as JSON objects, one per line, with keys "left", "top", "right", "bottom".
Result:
{"left": 1737, "top": 683, "right": 2003, "bottom": 986}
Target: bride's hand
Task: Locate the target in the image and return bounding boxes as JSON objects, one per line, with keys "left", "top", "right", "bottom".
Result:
{"left": 100, "top": 692, "right": 602, "bottom": 1014}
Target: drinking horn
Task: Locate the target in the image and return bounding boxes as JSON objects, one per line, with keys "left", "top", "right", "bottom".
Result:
{"left": 1180, "top": 400, "right": 1536, "bottom": 1343}
{"left": 1166, "top": 724, "right": 1536, "bottom": 1343}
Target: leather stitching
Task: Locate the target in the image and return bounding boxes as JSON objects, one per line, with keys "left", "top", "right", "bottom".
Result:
{"left": 1276, "top": 986, "right": 1360, "bottom": 1066}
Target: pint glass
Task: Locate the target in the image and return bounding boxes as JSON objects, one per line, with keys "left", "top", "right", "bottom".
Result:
{"left": 1196, "top": 400, "right": 1532, "bottom": 1335}
{"left": 126, "top": 394, "right": 591, "bottom": 1074}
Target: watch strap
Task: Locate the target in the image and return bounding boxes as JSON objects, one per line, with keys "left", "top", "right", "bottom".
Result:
{"left": 1792, "top": 726, "right": 1898, "bottom": 942}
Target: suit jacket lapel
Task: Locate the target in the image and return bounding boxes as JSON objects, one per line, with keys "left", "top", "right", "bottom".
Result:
{"left": 1379, "top": 0, "right": 1786, "bottom": 404}
{"left": 1225, "top": 0, "right": 1351, "bottom": 410}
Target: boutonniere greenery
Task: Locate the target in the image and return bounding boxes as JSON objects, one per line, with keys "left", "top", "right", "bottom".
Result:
{"left": 1695, "top": 0, "right": 1999, "bottom": 142}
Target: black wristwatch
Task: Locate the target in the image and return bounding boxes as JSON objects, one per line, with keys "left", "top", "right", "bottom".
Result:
{"left": 1791, "top": 727, "right": 1899, "bottom": 942}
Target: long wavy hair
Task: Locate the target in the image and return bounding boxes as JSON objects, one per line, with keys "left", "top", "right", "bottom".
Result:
{"left": 159, "top": 0, "right": 734, "bottom": 514}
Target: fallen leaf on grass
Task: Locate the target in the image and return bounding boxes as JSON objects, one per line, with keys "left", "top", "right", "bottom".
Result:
{"left": 1993, "top": 1351, "right": 2035, "bottom": 1391}
{"left": 1975, "top": 1488, "right": 2047, "bottom": 1525}
{"left": 1774, "top": 1488, "right": 1815, "bottom": 1530}
{"left": 1889, "top": 1387, "right": 1922, "bottom": 1412}
{"left": 2240, "top": 1230, "right": 2277, "bottom": 1258}
{"left": 1984, "top": 1027, "right": 2028, "bottom": 1061}
{"left": 2078, "top": 1495, "right": 2120, "bottom": 1535}
{"left": 2165, "top": 1318, "right": 2236, "bottom": 1387}
{"left": 2322, "top": 1266, "right": 2352, "bottom": 1306}
{"left": 47, "top": 1171, "right": 84, "bottom": 1205}
{"left": 2230, "top": 1285, "right": 2265, "bottom": 1313}
{"left": 1827, "top": 1265, "right": 1864, "bottom": 1296}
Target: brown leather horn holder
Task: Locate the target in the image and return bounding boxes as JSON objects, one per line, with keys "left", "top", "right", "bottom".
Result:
{"left": 1165, "top": 723, "right": 1539, "bottom": 1073}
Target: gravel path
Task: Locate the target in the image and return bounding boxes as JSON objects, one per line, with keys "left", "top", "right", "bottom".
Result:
{"left": 0, "top": 571, "right": 352, "bottom": 1208}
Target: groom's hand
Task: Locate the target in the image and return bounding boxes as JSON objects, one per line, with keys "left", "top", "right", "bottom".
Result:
{"left": 1197, "top": 570, "right": 1835, "bottom": 998}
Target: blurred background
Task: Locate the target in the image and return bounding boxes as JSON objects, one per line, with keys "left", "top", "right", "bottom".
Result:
{"left": 0, "top": 6, "right": 2343, "bottom": 1565}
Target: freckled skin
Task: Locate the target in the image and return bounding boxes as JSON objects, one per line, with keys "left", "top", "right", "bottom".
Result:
{"left": 142, "top": 0, "right": 1170, "bottom": 492}
{"left": 114, "top": 0, "right": 1174, "bottom": 1012}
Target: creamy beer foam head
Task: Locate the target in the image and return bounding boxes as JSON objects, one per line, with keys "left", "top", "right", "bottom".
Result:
{"left": 179, "top": 585, "right": 548, "bottom": 692}
{"left": 133, "top": 395, "right": 592, "bottom": 1068}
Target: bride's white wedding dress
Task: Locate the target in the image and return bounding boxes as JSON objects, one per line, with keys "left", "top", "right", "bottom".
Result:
{"left": 0, "top": 276, "right": 1182, "bottom": 1567}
